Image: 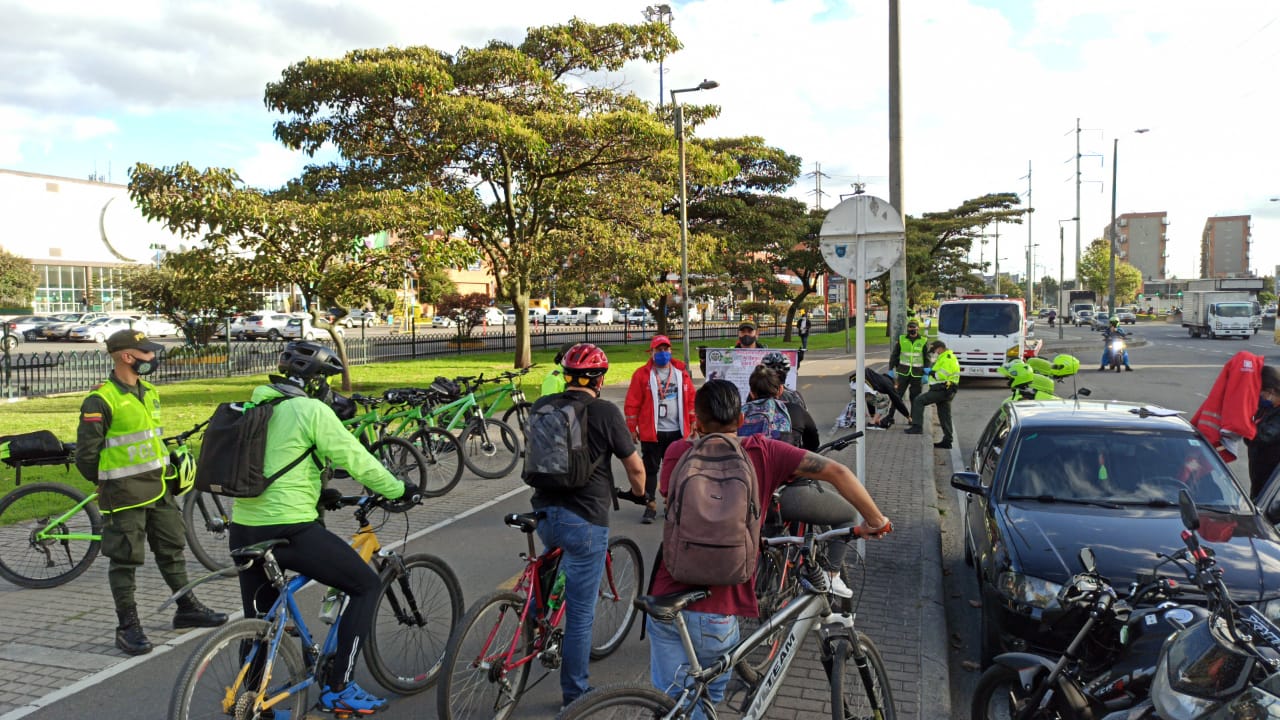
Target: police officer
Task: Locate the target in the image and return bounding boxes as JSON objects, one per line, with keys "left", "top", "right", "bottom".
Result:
{"left": 76, "top": 329, "right": 226, "bottom": 655}
{"left": 889, "top": 319, "right": 928, "bottom": 403}
{"left": 906, "top": 339, "right": 960, "bottom": 449}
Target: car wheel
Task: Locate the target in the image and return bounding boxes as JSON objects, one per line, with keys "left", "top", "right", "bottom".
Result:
{"left": 267, "top": 329, "right": 280, "bottom": 340}
{"left": 304, "top": 332, "right": 315, "bottom": 341}
{"left": 94, "top": 333, "right": 106, "bottom": 343}
{"left": 1, "top": 336, "right": 15, "bottom": 352}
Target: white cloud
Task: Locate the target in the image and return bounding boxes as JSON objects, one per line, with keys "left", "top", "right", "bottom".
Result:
{"left": 236, "top": 142, "right": 309, "bottom": 189}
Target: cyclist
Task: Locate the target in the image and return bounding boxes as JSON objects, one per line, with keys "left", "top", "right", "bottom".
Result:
{"left": 760, "top": 351, "right": 805, "bottom": 409}
{"left": 649, "top": 379, "right": 891, "bottom": 714}
{"left": 541, "top": 342, "right": 576, "bottom": 397}
{"left": 529, "top": 343, "right": 647, "bottom": 710}
{"left": 228, "top": 342, "right": 417, "bottom": 716}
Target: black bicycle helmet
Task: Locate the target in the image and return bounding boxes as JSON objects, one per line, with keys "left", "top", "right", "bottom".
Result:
{"left": 761, "top": 351, "right": 790, "bottom": 376}
{"left": 278, "top": 342, "right": 344, "bottom": 380}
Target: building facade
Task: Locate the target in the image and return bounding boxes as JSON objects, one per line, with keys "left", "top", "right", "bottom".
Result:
{"left": 1201, "top": 215, "right": 1252, "bottom": 278}
{"left": 1112, "top": 211, "right": 1168, "bottom": 280}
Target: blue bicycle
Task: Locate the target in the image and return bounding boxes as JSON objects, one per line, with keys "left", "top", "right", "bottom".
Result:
{"left": 166, "top": 492, "right": 463, "bottom": 719}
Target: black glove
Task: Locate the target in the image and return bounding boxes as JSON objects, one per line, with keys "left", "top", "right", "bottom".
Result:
{"left": 396, "top": 482, "right": 423, "bottom": 507}
{"left": 616, "top": 489, "right": 649, "bottom": 506}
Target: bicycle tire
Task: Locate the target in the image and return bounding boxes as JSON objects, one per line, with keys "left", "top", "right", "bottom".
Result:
{"left": 365, "top": 553, "right": 465, "bottom": 695}
{"left": 437, "top": 590, "right": 534, "bottom": 720}
{"left": 0, "top": 482, "right": 102, "bottom": 588}
{"left": 501, "top": 401, "right": 533, "bottom": 439}
{"left": 182, "top": 491, "right": 233, "bottom": 571}
{"left": 559, "top": 683, "right": 679, "bottom": 719}
{"left": 828, "top": 631, "right": 896, "bottom": 720}
{"left": 408, "top": 427, "right": 464, "bottom": 498}
{"left": 457, "top": 418, "right": 520, "bottom": 479}
{"left": 168, "top": 618, "right": 310, "bottom": 720}
{"left": 591, "top": 536, "right": 643, "bottom": 659}
{"left": 368, "top": 436, "right": 429, "bottom": 496}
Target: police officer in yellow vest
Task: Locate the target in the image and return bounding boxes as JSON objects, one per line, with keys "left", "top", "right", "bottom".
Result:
{"left": 905, "top": 339, "right": 961, "bottom": 449}
{"left": 76, "top": 329, "right": 227, "bottom": 655}
{"left": 889, "top": 319, "right": 928, "bottom": 402}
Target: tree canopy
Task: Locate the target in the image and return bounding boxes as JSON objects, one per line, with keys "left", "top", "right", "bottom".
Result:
{"left": 121, "top": 248, "right": 257, "bottom": 343}
{"left": 1078, "top": 237, "right": 1143, "bottom": 305}
{"left": 0, "top": 248, "right": 37, "bottom": 309}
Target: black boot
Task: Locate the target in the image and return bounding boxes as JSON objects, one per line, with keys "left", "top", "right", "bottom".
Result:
{"left": 116, "top": 607, "right": 153, "bottom": 656}
{"left": 174, "top": 594, "right": 229, "bottom": 629}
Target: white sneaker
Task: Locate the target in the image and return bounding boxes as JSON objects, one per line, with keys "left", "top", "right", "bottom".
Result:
{"left": 828, "top": 572, "right": 853, "bottom": 599}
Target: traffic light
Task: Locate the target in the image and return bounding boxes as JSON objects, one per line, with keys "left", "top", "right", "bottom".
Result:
{"left": 1155, "top": 292, "right": 1161, "bottom": 298}
{"left": 1177, "top": 291, "right": 1183, "bottom": 298}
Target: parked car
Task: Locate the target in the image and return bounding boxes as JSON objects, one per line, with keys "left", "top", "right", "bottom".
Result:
{"left": 952, "top": 399, "right": 1280, "bottom": 665}
{"left": 3, "top": 315, "right": 56, "bottom": 340}
{"left": 482, "top": 307, "right": 506, "bottom": 325}
{"left": 42, "top": 312, "right": 110, "bottom": 340}
{"left": 282, "top": 316, "right": 344, "bottom": 341}
{"left": 21, "top": 313, "right": 78, "bottom": 340}
{"left": 544, "top": 308, "right": 569, "bottom": 325}
{"left": 241, "top": 312, "right": 294, "bottom": 340}
{"left": 138, "top": 315, "right": 178, "bottom": 337}
{"left": 626, "top": 308, "right": 654, "bottom": 325}
{"left": 1090, "top": 313, "right": 1114, "bottom": 331}
{"left": 584, "top": 308, "right": 617, "bottom": 325}
{"left": 1072, "top": 309, "right": 1093, "bottom": 327}
{"left": 432, "top": 314, "right": 461, "bottom": 328}
{"left": 337, "top": 309, "right": 379, "bottom": 328}
{"left": 69, "top": 316, "right": 147, "bottom": 343}
{"left": 504, "top": 307, "right": 549, "bottom": 325}
{"left": 1115, "top": 308, "right": 1137, "bottom": 325}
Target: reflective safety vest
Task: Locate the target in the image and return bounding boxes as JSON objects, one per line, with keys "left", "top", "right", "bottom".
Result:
{"left": 91, "top": 379, "right": 167, "bottom": 513}
{"left": 897, "top": 336, "right": 928, "bottom": 376}
{"left": 931, "top": 350, "right": 961, "bottom": 388}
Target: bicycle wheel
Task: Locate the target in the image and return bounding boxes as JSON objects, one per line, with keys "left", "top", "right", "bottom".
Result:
{"left": 0, "top": 482, "right": 102, "bottom": 588}
{"left": 457, "top": 418, "right": 520, "bottom": 479}
{"left": 365, "top": 553, "right": 465, "bottom": 695}
{"left": 437, "top": 590, "right": 534, "bottom": 720}
{"left": 559, "top": 684, "right": 678, "bottom": 719}
{"left": 591, "top": 536, "right": 643, "bottom": 659}
{"left": 168, "top": 618, "right": 310, "bottom": 720}
{"left": 828, "top": 631, "right": 896, "bottom": 720}
{"left": 368, "top": 436, "right": 429, "bottom": 493}
{"left": 409, "top": 427, "right": 464, "bottom": 498}
{"left": 182, "top": 491, "right": 233, "bottom": 571}
{"left": 502, "top": 401, "right": 533, "bottom": 439}
{"left": 738, "top": 546, "right": 797, "bottom": 677}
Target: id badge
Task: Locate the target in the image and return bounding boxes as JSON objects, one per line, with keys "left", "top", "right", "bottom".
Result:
{"left": 658, "top": 405, "right": 668, "bottom": 419}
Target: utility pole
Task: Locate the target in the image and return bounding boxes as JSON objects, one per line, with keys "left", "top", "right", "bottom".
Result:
{"left": 993, "top": 221, "right": 1001, "bottom": 295}
{"left": 805, "top": 162, "right": 831, "bottom": 209}
{"left": 1075, "top": 117, "right": 1082, "bottom": 289}
{"left": 1023, "top": 160, "right": 1033, "bottom": 308}
{"left": 887, "top": 0, "right": 908, "bottom": 337}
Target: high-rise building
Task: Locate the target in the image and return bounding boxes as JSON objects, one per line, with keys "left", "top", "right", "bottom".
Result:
{"left": 1108, "top": 211, "right": 1169, "bottom": 280}
{"left": 1201, "top": 215, "right": 1252, "bottom": 277}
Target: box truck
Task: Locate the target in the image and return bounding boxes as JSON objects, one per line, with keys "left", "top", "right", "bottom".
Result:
{"left": 1182, "top": 291, "right": 1259, "bottom": 339}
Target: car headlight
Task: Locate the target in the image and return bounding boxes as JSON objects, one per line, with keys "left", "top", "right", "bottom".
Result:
{"left": 1152, "top": 653, "right": 1219, "bottom": 720}
{"left": 996, "top": 571, "right": 1062, "bottom": 611}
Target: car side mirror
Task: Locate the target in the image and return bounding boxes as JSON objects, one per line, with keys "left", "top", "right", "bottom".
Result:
{"left": 1266, "top": 500, "right": 1280, "bottom": 527}
{"left": 1178, "top": 489, "right": 1200, "bottom": 531}
{"left": 950, "top": 472, "right": 985, "bottom": 495}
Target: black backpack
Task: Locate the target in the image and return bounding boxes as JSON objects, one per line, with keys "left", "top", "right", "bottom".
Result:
{"left": 194, "top": 395, "right": 314, "bottom": 497}
{"left": 521, "top": 393, "right": 601, "bottom": 491}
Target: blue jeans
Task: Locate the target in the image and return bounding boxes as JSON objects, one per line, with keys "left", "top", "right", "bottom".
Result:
{"left": 648, "top": 611, "right": 739, "bottom": 719}
{"left": 535, "top": 506, "right": 609, "bottom": 706}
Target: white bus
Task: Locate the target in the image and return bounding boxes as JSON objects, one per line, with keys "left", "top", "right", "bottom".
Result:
{"left": 935, "top": 297, "right": 1034, "bottom": 379}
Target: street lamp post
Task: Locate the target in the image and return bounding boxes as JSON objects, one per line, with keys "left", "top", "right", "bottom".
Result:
{"left": 643, "top": 5, "right": 673, "bottom": 107}
{"left": 1058, "top": 217, "right": 1077, "bottom": 340}
{"left": 671, "top": 79, "right": 719, "bottom": 371}
{"left": 1107, "top": 129, "right": 1149, "bottom": 316}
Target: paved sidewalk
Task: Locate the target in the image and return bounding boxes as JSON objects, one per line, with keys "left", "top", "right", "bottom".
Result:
{"left": 0, "top": 346, "right": 949, "bottom": 720}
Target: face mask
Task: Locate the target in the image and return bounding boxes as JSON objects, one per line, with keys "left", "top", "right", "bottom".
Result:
{"left": 129, "top": 355, "right": 159, "bottom": 376}
{"left": 653, "top": 350, "right": 672, "bottom": 367}
{"left": 738, "top": 335, "right": 756, "bottom": 346}
{"left": 1262, "top": 395, "right": 1275, "bottom": 410}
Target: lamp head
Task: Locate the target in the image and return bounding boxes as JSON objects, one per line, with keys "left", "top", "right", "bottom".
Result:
{"left": 698, "top": 80, "right": 719, "bottom": 90}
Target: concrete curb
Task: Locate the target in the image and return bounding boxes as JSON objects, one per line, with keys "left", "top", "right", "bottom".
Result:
{"left": 918, "top": 412, "right": 952, "bottom": 720}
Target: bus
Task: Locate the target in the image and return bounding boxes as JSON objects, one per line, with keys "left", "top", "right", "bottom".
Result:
{"left": 935, "top": 297, "right": 1038, "bottom": 379}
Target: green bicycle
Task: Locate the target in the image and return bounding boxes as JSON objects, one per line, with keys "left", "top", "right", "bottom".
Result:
{"left": 349, "top": 390, "right": 464, "bottom": 499}
{"left": 339, "top": 393, "right": 433, "bottom": 495}
{"left": 0, "top": 422, "right": 219, "bottom": 588}
{"left": 422, "top": 376, "right": 521, "bottom": 480}
{"left": 472, "top": 367, "right": 535, "bottom": 439}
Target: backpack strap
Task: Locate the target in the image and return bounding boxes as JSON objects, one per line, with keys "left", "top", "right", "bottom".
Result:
{"left": 252, "top": 395, "right": 320, "bottom": 481}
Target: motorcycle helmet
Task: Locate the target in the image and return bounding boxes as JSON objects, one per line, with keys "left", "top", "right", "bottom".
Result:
{"left": 998, "top": 360, "right": 1033, "bottom": 388}
{"left": 1049, "top": 354, "right": 1080, "bottom": 378}
{"left": 1109, "top": 316, "right": 1120, "bottom": 326}
{"left": 1009, "top": 369, "right": 1036, "bottom": 391}
{"left": 164, "top": 449, "right": 196, "bottom": 497}
{"left": 1026, "top": 357, "right": 1054, "bottom": 376}
{"left": 1028, "top": 373, "right": 1057, "bottom": 398}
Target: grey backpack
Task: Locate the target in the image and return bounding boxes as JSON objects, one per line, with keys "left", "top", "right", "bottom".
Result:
{"left": 663, "top": 433, "right": 761, "bottom": 586}
{"left": 522, "top": 393, "right": 598, "bottom": 490}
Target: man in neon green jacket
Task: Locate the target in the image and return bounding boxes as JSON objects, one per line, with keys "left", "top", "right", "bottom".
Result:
{"left": 906, "top": 339, "right": 961, "bottom": 449}
{"left": 230, "top": 342, "right": 415, "bottom": 715}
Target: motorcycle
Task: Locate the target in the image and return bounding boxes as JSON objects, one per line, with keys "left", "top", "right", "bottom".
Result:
{"left": 1139, "top": 490, "right": 1280, "bottom": 719}
{"left": 1108, "top": 338, "right": 1127, "bottom": 372}
{"left": 972, "top": 548, "right": 1205, "bottom": 720}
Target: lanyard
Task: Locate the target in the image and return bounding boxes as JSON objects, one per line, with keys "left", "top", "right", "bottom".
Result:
{"left": 658, "top": 367, "right": 675, "bottom": 400}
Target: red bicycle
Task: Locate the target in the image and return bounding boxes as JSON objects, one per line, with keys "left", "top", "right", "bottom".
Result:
{"left": 436, "top": 510, "right": 644, "bottom": 719}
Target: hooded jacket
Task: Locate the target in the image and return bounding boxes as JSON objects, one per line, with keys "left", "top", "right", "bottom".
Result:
{"left": 624, "top": 359, "right": 695, "bottom": 442}
{"left": 1191, "top": 351, "right": 1262, "bottom": 462}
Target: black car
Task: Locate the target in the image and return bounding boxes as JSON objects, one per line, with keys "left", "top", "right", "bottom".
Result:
{"left": 952, "top": 399, "right": 1280, "bottom": 665}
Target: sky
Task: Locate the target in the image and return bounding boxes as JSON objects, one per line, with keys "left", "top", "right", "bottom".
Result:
{"left": 3, "top": 0, "right": 1279, "bottom": 284}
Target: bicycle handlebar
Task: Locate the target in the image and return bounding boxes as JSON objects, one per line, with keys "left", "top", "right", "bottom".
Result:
{"left": 817, "top": 431, "right": 863, "bottom": 454}
{"left": 163, "top": 419, "right": 210, "bottom": 446}
{"left": 763, "top": 521, "right": 892, "bottom": 547}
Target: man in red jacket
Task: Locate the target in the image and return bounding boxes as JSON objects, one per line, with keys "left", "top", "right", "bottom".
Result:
{"left": 624, "top": 335, "right": 696, "bottom": 523}
{"left": 1192, "top": 350, "right": 1264, "bottom": 462}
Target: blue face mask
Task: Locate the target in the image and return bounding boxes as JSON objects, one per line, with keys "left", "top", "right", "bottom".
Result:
{"left": 653, "top": 350, "right": 672, "bottom": 367}
{"left": 1262, "top": 394, "right": 1275, "bottom": 410}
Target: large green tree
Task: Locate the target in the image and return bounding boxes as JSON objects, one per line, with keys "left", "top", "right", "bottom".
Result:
{"left": 0, "top": 248, "right": 37, "bottom": 309}
{"left": 263, "top": 20, "right": 681, "bottom": 367}
{"left": 895, "top": 193, "right": 1027, "bottom": 306}
{"left": 121, "top": 248, "right": 257, "bottom": 343}
{"left": 1077, "top": 237, "right": 1143, "bottom": 306}
{"left": 128, "top": 163, "right": 466, "bottom": 388}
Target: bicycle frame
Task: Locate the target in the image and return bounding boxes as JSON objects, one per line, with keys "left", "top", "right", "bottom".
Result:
{"left": 28, "top": 491, "right": 100, "bottom": 544}
{"left": 472, "top": 374, "right": 527, "bottom": 418}
{"left": 424, "top": 391, "right": 481, "bottom": 433}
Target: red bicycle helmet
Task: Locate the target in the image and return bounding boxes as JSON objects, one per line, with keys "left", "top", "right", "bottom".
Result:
{"left": 562, "top": 343, "right": 609, "bottom": 377}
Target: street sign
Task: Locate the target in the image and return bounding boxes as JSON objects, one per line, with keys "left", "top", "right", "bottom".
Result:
{"left": 819, "top": 194, "right": 905, "bottom": 279}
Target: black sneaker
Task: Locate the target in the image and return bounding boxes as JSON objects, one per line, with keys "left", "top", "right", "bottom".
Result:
{"left": 641, "top": 504, "right": 657, "bottom": 524}
{"left": 904, "top": 426, "right": 923, "bottom": 435}
{"left": 934, "top": 441, "right": 953, "bottom": 449}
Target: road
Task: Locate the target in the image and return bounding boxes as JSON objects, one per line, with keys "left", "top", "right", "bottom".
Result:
{"left": 939, "top": 319, "right": 1277, "bottom": 717}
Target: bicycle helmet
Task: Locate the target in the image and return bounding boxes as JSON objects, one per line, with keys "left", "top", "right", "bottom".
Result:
{"left": 1026, "top": 356, "right": 1053, "bottom": 376}
{"left": 1049, "top": 354, "right": 1081, "bottom": 378}
{"left": 164, "top": 450, "right": 196, "bottom": 497}
{"left": 562, "top": 343, "right": 609, "bottom": 377}
{"left": 761, "top": 351, "right": 791, "bottom": 376}
{"left": 278, "top": 342, "right": 344, "bottom": 380}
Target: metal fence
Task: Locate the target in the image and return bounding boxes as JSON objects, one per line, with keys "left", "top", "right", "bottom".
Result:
{"left": 1, "top": 319, "right": 787, "bottom": 399}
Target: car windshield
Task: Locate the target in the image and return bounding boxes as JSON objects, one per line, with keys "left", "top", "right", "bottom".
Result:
{"left": 939, "top": 303, "right": 1020, "bottom": 336}
{"left": 1003, "top": 429, "right": 1250, "bottom": 512}
{"left": 1216, "top": 304, "right": 1253, "bottom": 318}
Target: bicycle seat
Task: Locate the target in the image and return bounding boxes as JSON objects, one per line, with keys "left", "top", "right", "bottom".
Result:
{"left": 503, "top": 511, "right": 546, "bottom": 533}
{"left": 635, "top": 589, "right": 712, "bottom": 622}
{"left": 230, "top": 538, "right": 290, "bottom": 561}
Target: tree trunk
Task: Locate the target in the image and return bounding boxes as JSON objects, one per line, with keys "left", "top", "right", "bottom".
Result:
{"left": 512, "top": 294, "right": 532, "bottom": 368}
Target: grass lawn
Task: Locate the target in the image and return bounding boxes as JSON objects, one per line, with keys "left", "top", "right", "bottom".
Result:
{"left": 0, "top": 328, "right": 890, "bottom": 492}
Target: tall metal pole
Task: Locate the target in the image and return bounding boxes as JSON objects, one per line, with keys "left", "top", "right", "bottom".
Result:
{"left": 1025, "top": 161, "right": 1033, "bottom": 308}
{"left": 887, "top": 0, "right": 908, "bottom": 338}
{"left": 1059, "top": 224, "right": 1065, "bottom": 340}
{"left": 993, "top": 222, "right": 1001, "bottom": 295}
{"left": 1107, "top": 138, "right": 1119, "bottom": 315}
{"left": 675, "top": 100, "right": 691, "bottom": 371}
{"left": 1075, "top": 117, "right": 1082, "bottom": 289}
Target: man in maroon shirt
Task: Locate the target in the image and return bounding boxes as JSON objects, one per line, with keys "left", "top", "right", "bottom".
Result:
{"left": 648, "top": 379, "right": 891, "bottom": 712}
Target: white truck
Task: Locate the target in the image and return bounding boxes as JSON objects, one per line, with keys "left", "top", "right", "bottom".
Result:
{"left": 1182, "top": 291, "right": 1259, "bottom": 339}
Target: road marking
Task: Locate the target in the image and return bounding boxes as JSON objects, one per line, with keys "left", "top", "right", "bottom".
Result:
{"left": 0, "top": 484, "right": 534, "bottom": 720}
